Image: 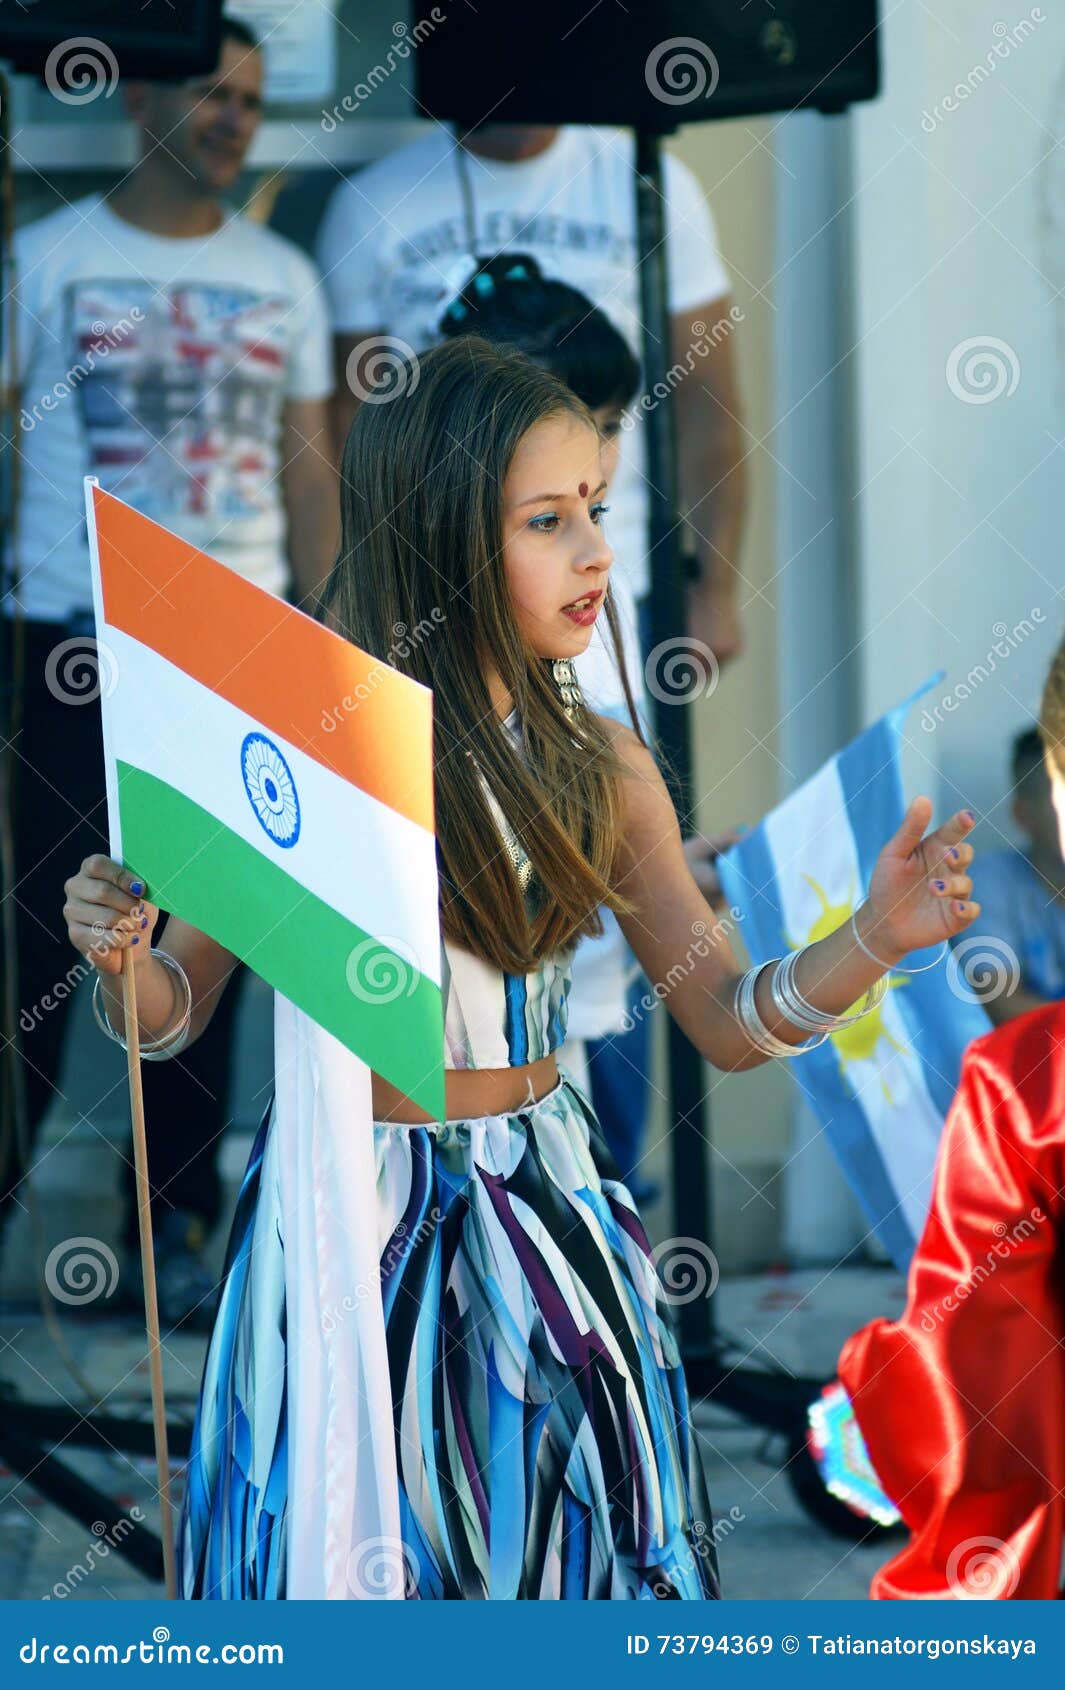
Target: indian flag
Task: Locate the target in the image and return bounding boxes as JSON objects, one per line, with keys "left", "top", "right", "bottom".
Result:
{"left": 84, "top": 478, "right": 444, "bottom": 1121}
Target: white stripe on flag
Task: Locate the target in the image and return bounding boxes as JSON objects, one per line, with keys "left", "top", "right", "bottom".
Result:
{"left": 104, "top": 624, "right": 440, "bottom": 985}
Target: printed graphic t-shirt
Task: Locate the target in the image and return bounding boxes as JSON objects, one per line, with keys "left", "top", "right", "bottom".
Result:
{"left": 315, "top": 125, "right": 731, "bottom": 606}
{"left": 6, "top": 193, "right": 333, "bottom": 622}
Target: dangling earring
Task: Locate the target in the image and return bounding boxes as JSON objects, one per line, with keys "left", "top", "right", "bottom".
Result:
{"left": 551, "top": 657, "right": 583, "bottom": 722}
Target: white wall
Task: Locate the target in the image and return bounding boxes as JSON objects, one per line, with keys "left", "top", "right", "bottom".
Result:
{"left": 850, "top": 0, "right": 1064, "bottom": 843}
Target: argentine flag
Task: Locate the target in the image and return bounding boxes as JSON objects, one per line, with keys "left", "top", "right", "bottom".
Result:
{"left": 716, "top": 674, "right": 990, "bottom": 1270}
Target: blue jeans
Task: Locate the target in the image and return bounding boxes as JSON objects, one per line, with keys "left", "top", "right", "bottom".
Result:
{"left": 585, "top": 971, "right": 656, "bottom": 1197}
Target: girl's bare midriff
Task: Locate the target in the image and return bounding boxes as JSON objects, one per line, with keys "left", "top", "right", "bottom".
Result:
{"left": 371, "top": 1051, "right": 561, "bottom": 1125}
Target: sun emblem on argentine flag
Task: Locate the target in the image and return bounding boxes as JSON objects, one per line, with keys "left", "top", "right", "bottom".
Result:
{"left": 241, "top": 732, "right": 301, "bottom": 849}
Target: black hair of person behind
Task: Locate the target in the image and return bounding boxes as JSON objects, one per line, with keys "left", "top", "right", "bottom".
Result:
{"left": 438, "top": 253, "right": 641, "bottom": 417}
{"left": 1012, "top": 725, "right": 1047, "bottom": 784}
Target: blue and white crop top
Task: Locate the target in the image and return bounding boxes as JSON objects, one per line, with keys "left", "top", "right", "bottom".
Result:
{"left": 441, "top": 706, "right": 573, "bottom": 1070}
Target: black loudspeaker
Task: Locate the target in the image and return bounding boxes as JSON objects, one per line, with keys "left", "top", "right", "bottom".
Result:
{"left": 415, "top": 0, "right": 878, "bottom": 129}
{"left": 0, "top": 0, "right": 224, "bottom": 82}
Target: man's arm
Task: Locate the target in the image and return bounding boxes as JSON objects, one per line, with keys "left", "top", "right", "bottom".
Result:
{"left": 669, "top": 299, "right": 748, "bottom": 667}
{"left": 280, "top": 397, "right": 339, "bottom": 614}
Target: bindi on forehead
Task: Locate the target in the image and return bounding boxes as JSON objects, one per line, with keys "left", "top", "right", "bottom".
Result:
{"left": 578, "top": 481, "right": 588, "bottom": 498}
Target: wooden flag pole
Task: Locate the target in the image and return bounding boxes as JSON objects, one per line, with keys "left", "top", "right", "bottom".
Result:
{"left": 120, "top": 945, "right": 178, "bottom": 1600}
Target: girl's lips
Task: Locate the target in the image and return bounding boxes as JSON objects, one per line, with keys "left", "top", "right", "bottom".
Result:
{"left": 560, "top": 589, "right": 603, "bottom": 627}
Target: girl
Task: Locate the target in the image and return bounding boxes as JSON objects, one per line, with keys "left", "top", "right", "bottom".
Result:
{"left": 64, "top": 336, "right": 980, "bottom": 1599}
{"left": 437, "top": 252, "right": 737, "bottom": 1205}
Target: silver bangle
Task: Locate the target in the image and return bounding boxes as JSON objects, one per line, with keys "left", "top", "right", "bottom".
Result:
{"left": 849, "top": 908, "right": 948, "bottom": 975}
{"left": 91, "top": 946, "right": 192, "bottom": 1061}
{"left": 772, "top": 946, "right": 887, "bottom": 1033}
{"left": 733, "top": 960, "right": 829, "bottom": 1058}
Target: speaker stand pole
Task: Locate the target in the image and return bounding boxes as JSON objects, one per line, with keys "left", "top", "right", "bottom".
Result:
{"left": 633, "top": 129, "right": 823, "bottom": 1432}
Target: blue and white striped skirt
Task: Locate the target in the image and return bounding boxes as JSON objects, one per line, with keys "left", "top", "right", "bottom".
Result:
{"left": 178, "top": 1070, "right": 721, "bottom": 1600}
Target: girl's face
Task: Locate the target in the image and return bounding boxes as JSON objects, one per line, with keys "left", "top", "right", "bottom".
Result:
{"left": 501, "top": 413, "right": 612, "bottom": 661}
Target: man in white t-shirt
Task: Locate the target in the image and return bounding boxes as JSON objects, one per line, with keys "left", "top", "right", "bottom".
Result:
{"left": 7, "top": 32, "right": 335, "bottom": 622}
{"left": 0, "top": 19, "right": 335, "bottom": 1330}
{"left": 315, "top": 122, "right": 746, "bottom": 1201}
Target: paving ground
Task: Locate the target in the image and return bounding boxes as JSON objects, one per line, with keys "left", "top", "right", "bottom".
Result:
{"left": 0, "top": 1263, "right": 907, "bottom": 1602}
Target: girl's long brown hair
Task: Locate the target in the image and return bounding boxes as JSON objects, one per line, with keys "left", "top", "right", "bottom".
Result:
{"left": 318, "top": 336, "right": 648, "bottom": 974}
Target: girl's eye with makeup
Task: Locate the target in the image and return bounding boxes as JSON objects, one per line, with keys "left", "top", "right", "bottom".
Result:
{"left": 590, "top": 502, "right": 610, "bottom": 524}
{"left": 528, "top": 512, "right": 559, "bottom": 532}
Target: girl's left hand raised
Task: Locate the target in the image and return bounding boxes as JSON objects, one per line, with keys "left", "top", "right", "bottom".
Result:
{"left": 861, "top": 796, "right": 980, "bottom": 961}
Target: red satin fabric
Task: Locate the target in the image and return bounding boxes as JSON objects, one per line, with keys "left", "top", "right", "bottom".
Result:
{"left": 838, "top": 1002, "right": 1065, "bottom": 1600}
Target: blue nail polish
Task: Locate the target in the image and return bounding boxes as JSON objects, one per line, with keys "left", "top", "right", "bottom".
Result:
{"left": 949, "top": 847, "right": 959, "bottom": 860}
{"left": 140, "top": 916, "right": 148, "bottom": 928}
{"left": 130, "top": 879, "right": 144, "bottom": 896}
{"left": 132, "top": 935, "right": 139, "bottom": 944}
{"left": 934, "top": 880, "right": 946, "bottom": 891}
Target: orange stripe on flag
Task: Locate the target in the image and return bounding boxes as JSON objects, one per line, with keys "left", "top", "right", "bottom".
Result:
{"left": 90, "top": 485, "right": 434, "bottom": 834}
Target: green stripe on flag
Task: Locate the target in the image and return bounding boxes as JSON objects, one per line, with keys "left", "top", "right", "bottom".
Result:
{"left": 117, "top": 761, "right": 445, "bottom": 1119}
